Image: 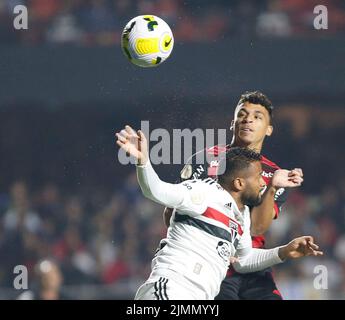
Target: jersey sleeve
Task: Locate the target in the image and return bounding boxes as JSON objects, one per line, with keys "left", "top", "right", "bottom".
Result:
{"left": 234, "top": 209, "right": 284, "bottom": 272}
{"left": 233, "top": 246, "right": 283, "bottom": 273}
{"left": 136, "top": 161, "right": 208, "bottom": 217}
{"left": 235, "top": 209, "right": 252, "bottom": 250}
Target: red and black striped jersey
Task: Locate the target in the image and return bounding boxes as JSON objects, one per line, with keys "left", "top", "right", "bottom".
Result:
{"left": 178, "top": 144, "right": 288, "bottom": 249}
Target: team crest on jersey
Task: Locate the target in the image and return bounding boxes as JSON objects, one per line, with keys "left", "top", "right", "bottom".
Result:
{"left": 216, "top": 241, "right": 230, "bottom": 262}
{"left": 229, "top": 220, "right": 241, "bottom": 248}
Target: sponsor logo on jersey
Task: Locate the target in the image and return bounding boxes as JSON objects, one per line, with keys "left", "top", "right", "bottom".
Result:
{"left": 274, "top": 187, "right": 285, "bottom": 200}
{"left": 224, "top": 202, "right": 232, "bottom": 210}
{"left": 192, "top": 165, "right": 205, "bottom": 179}
{"left": 210, "top": 160, "right": 219, "bottom": 167}
{"left": 262, "top": 171, "right": 274, "bottom": 178}
{"left": 216, "top": 241, "right": 230, "bottom": 262}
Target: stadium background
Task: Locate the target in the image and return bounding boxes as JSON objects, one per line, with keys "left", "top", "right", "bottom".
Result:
{"left": 0, "top": 0, "right": 344, "bottom": 299}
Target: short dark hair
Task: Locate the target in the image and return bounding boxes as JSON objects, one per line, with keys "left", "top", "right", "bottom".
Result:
{"left": 237, "top": 91, "right": 274, "bottom": 120}
{"left": 218, "top": 147, "right": 262, "bottom": 184}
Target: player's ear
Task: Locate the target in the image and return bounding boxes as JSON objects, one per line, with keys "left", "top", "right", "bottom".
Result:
{"left": 233, "top": 177, "right": 245, "bottom": 191}
{"left": 266, "top": 125, "right": 273, "bottom": 137}
{"left": 230, "top": 120, "right": 235, "bottom": 131}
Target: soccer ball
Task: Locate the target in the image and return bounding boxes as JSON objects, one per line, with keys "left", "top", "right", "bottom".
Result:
{"left": 121, "top": 15, "right": 174, "bottom": 68}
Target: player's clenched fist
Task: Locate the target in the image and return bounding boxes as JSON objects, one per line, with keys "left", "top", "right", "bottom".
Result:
{"left": 271, "top": 168, "right": 304, "bottom": 189}
{"left": 116, "top": 125, "right": 149, "bottom": 165}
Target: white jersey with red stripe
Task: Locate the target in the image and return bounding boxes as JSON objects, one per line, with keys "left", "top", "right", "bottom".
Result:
{"left": 136, "top": 161, "right": 283, "bottom": 300}
{"left": 149, "top": 178, "right": 251, "bottom": 299}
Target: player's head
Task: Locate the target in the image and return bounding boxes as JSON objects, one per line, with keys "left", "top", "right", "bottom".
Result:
{"left": 230, "top": 91, "right": 273, "bottom": 151}
{"left": 218, "top": 147, "right": 265, "bottom": 207}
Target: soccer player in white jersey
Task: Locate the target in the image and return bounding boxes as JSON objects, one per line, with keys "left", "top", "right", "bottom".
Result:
{"left": 116, "top": 125, "right": 323, "bottom": 300}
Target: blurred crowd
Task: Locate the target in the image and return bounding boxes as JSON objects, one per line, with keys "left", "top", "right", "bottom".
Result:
{"left": 0, "top": 174, "right": 166, "bottom": 296}
{"left": 266, "top": 184, "right": 345, "bottom": 299}
{"left": 1, "top": 0, "right": 345, "bottom": 45}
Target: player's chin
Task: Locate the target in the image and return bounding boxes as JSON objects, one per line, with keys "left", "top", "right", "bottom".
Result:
{"left": 237, "top": 132, "right": 255, "bottom": 144}
{"left": 244, "top": 194, "right": 262, "bottom": 207}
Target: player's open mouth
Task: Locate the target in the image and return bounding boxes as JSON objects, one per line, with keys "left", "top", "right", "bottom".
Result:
{"left": 240, "top": 128, "right": 253, "bottom": 132}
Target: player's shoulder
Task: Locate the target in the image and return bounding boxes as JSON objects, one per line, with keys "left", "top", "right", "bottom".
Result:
{"left": 261, "top": 154, "right": 281, "bottom": 170}
{"left": 180, "top": 144, "right": 230, "bottom": 181}
{"left": 185, "top": 144, "right": 230, "bottom": 163}
{"left": 181, "top": 178, "right": 223, "bottom": 192}
{"left": 206, "top": 144, "right": 230, "bottom": 156}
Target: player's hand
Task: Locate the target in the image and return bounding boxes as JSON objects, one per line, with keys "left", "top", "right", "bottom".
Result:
{"left": 229, "top": 256, "right": 239, "bottom": 264}
{"left": 278, "top": 236, "right": 323, "bottom": 260}
{"left": 271, "top": 168, "right": 304, "bottom": 188}
{"left": 116, "top": 125, "right": 148, "bottom": 165}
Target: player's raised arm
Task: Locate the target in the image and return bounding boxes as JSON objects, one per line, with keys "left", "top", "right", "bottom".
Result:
{"left": 233, "top": 235, "right": 323, "bottom": 274}
{"left": 116, "top": 125, "right": 207, "bottom": 214}
{"left": 250, "top": 168, "right": 304, "bottom": 236}
{"left": 116, "top": 125, "right": 149, "bottom": 166}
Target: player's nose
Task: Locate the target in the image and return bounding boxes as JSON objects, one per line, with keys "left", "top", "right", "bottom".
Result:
{"left": 242, "top": 115, "right": 253, "bottom": 123}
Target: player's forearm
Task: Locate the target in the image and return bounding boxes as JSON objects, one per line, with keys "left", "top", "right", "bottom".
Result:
{"left": 250, "top": 185, "right": 276, "bottom": 236}
{"left": 233, "top": 247, "right": 284, "bottom": 273}
{"left": 136, "top": 161, "right": 184, "bottom": 208}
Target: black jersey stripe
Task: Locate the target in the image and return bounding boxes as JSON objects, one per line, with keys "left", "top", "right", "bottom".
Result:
{"left": 174, "top": 212, "right": 231, "bottom": 242}
{"left": 162, "top": 278, "right": 169, "bottom": 300}
{"left": 158, "top": 278, "right": 166, "bottom": 300}
{"left": 153, "top": 281, "right": 160, "bottom": 300}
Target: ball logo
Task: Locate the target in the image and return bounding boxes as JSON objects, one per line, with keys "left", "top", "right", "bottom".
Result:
{"left": 144, "top": 16, "right": 158, "bottom": 31}
{"left": 161, "top": 34, "right": 173, "bottom": 52}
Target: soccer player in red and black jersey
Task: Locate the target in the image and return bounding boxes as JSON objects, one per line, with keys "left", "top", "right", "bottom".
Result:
{"left": 163, "top": 91, "right": 304, "bottom": 300}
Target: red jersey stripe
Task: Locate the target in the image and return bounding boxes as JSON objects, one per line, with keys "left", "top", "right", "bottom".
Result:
{"left": 261, "top": 155, "right": 280, "bottom": 169}
{"left": 202, "top": 207, "right": 243, "bottom": 235}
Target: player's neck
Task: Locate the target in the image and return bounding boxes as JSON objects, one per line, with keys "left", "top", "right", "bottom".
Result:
{"left": 221, "top": 185, "right": 245, "bottom": 212}
{"left": 230, "top": 192, "right": 245, "bottom": 212}
{"left": 230, "top": 139, "right": 263, "bottom": 153}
